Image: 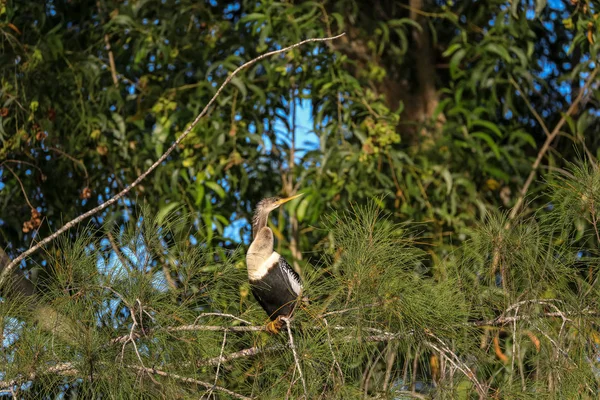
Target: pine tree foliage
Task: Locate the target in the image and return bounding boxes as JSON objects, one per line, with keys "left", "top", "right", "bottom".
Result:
{"left": 3, "top": 165, "right": 600, "bottom": 398}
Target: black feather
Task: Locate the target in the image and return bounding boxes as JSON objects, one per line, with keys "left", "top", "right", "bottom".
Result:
{"left": 250, "top": 255, "right": 302, "bottom": 321}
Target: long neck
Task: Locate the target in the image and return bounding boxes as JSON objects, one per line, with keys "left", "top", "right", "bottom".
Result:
{"left": 252, "top": 208, "right": 270, "bottom": 239}
{"left": 247, "top": 226, "right": 275, "bottom": 279}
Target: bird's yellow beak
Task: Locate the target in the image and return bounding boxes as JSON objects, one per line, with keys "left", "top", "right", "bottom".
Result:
{"left": 275, "top": 193, "right": 304, "bottom": 206}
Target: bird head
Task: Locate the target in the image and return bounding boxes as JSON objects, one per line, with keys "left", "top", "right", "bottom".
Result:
{"left": 252, "top": 193, "right": 304, "bottom": 238}
{"left": 256, "top": 193, "right": 304, "bottom": 213}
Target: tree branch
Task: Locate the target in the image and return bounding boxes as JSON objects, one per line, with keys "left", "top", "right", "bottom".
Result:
{"left": 197, "top": 344, "right": 284, "bottom": 367}
{"left": 284, "top": 317, "right": 307, "bottom": 398}
{"left": 472, "top": 299, "right": 599, "bottom": 327}
{"left": 167, "top": 324, "right": 268, "bottom": 333}
{"left": 0, "top": 33, "right": 345, "bottom": 289}
{"left": 509, "top": 66, "right": 599, "bottom": 220}
{"left": 0, "top": 362, "right": 77, "bottom": 390}
{"left": 128, "top": 365, "right": 253, "bottom": 400}
{"left": 424, "top": 330, "right": 487, "bottom": 398}
{"left": 104, "top": 34, "right": 119, "bottom": 88}
{"left": 0, "top": 362, "right": 252, "bottom": 400}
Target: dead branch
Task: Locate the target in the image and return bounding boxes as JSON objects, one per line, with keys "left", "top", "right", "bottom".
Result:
{"left": 168, "top": 324, "right": 267, "bottom": 333}
{"left": 425, "top": 330, "right": 487, "bottom": 398}
{"left": 0, "top": 362, "right": 77, "bottom": 391}
{"left": 131, "top": 365, "right": 253, "bottom": 400}
{"left": 283, "top": 317, "right": 307, "bottom": 398}
{"left": 197, "top": 345, "right": 284, "bottom": 367}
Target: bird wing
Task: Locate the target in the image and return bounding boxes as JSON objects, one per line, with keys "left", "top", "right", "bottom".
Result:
{"left": 278, "top": 255, "right": 303, "bottom": 296}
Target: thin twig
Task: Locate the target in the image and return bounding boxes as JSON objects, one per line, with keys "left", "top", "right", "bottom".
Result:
{"left": 0, "top": 362, "right": 77, "bottom": 390}
{"left": 394, "top": 391, "right": 428, "bottom": 400}
{"left": 472, "top": 298, "right": 596, "bottom": 327}
{"left": 284, "top": 317, "right": 307, "bottom": 398}
{"left": 128, "top": 365, "right": 252, "bottom": 400}
{"left": 104, "top": 34, "right": 119, "bottom": 87}
{"left": 510, "top": 306, "right": 519, "bottom": 384}
{"left": 510, "top": 78, "right": 550, "bottom": 137}
{"left": 323, "top": 319, "right": 344, "bottom": 384}
{"left": 410, "top": 344, "right": 420, "bottom": 393}
{"left": 197, "top": 345, "right": 284, "bottom": 367}
{"left": 168, "top": 324, "right": 267, "bottom": 333}
{"left": 509, "top": 66, "right": 599, "bottom": 220}
{"left": 194, "top": 312, "right": 253, "bottom": 326}
{"left": 46, "top": 146, "right": 90, "bottom": 186}
{"left": 534, "top": 327, "right": 577, "bottom": 367}
{"left": 383, "top": 342, "right": 398, "bottom": 392}
{"left": 0, "top": 159, "right": 44, "bottom": 176}
{"left": 425, "top": 330, "right": 487, "bottom": 398}
{"left": 204, "top": 330, "right": 228, "bottom": 399}
{"left": 2, "top": 163, "right": 34, "bottom": 210}
{"left": 106, "top": 230, "right": 133, "bottom": 272}
{"left": 320, "top": 301, "right": 383, "bottom": 317}
{"left": 0, "top": 33, "right": 345, "bottom": 288}
{"left": 111, "top": 322, "right": 410, "bottom": 345}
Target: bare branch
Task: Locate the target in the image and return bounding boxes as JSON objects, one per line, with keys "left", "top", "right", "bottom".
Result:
{"left": 425, "top": 330, "right": 487, "bottom": 398}
{"left": 106, "top": 230, "right": 133, "bottom": 273}
{"left": 284, "top": 317, "right": 307, "bottom": 398}
{"left": 2, "top": 163, "right": 35, "bottom": 210}
{"left": 110, "top": 321, "right": 412, "bottom": 346}
{"left": 193, "top": 312, "right": 253, "bottom": 326}
{"left": 509, "top": 66, "right": 599, "bottom": 220}
{"left": 197, "top": 345, "right": 284, "bottom": 367}
{"left": 393, "top": 391, "right": 428, "bottom": 400}
{"left": 104, "top": 34, "right": 119, "bottom": 87}
{"left": 323, "top": 319, "right": 344, "bottom": 385}
{"left": 510, "top": 78, "right": 551, "bottom": 137}
{"left": 472, "top": 299, "right": 598, "bottom": 327}
{"left": 0, "top": 362, "right": 77, "bottom": 390}
{"left": 0, "top": 33, "right": 345, "bottom": 289}
{"left": 130, "top": 365, "right": 253, "bottom": 400}
{"left": 320, "top": 301, "right": 384, "bottom": 318}
{"left": 168, "top": 324, "right": 267, "bottom": 333}
{"left": 203, "top": 330, "right": 228, "bottom": 399}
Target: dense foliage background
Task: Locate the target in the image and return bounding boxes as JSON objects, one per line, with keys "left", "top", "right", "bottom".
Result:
{"left": 2, "top": 0, "right": 600, "bottom": 398}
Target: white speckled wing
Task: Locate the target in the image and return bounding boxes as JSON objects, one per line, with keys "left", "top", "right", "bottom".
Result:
{"left": 277, "top": 254, "right": 303, "bottom": 296}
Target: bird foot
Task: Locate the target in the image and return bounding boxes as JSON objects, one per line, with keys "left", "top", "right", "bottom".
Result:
{"left": 266, "top": 317, "right": 284, "bottom": 334}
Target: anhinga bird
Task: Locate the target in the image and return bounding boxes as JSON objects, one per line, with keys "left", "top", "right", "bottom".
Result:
{"left": 246, "top": 194, "right": 303, "bottom": 334}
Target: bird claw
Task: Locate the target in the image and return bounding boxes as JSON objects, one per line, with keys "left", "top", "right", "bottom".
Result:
{"left": 266, "top": 317, "right": 284, "bottom": 334}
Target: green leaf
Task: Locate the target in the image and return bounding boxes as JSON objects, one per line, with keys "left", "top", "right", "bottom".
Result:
{"left": 470, "top": 120, "right": 503, "bottom": 137}
{"left": 108, "top": 14, "right": 135, "bottom": 27}
{"left": 205, "top": 181, "right": 225, "bottom": 199}
{"left": 112, "top": 113, "right": 125, "bottom": 137}
{"left": 472, "top": 132, "right": 501, "bottom": 159}
{"left": 509, "top": 130, "right": 536, "bottom": 148}
{"left": 511, "top": 0, "right": 520, "bottom": 18}
{"left": 449, "top": 49, "right": 466, "bottom": 79}
{"left": 240, "top": 13, "right": 266, "bottom": 22}
{"left": 510, "top": 46, "right": 528, "bottom": 67}
{"left": 296, "top": 197, "right": 310, "bottom": 222}
{"left": 443, "top": 43, "right": 462, "bottom": 58}
{"left": 535, "top": 0, "right": 547, "bottom": 16}
{"left": 576, "top": 111, "right": 592, "bottom": 136}
{"left": 330, "top": 12, "right": 345, "bottom": 31}
{"left": 229, "top": 76, "right": 248, "bottom": 99}
{"left": 387, "top": 18, "right": 422, "bottom": 32}
{"left": 441, "top": 169, "right": 453, "bottom": 195}
{"left": 156, "top": 202, "right": 180, "bottom": 225}
{"left": 485, "top": 43, "right": 512, "bottom": 63}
